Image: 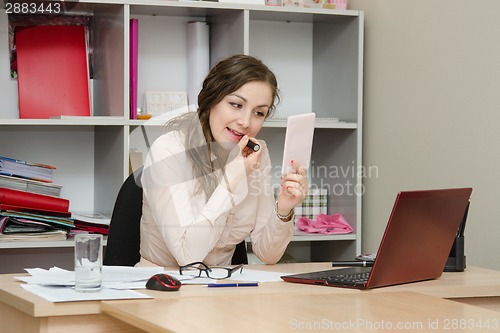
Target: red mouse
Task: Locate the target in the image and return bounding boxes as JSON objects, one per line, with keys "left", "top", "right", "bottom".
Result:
{"left": 146, "top": 273, "right": 182, "bottom": 291}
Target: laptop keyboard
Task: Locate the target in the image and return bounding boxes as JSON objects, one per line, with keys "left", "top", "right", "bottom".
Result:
{"left": 325, "top": 272, "right": 370, "bottom": 285}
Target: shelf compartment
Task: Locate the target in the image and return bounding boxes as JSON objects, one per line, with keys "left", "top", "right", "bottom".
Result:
{"left": 292, "top": 230, "right": 357, "bottom": 242}
{"left": 0, "top": 125, "right": 124, "bottom": 215}
{"left": 0, "top": 237, "right": 108, "bottom": 249}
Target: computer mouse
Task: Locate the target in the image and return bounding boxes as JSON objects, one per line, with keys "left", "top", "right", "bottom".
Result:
{"left": 146, "top": 273, "right": 182, "bottom": 292}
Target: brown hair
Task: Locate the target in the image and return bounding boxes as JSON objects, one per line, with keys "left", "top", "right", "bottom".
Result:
{"left": 166, "top": 54, "right": 280, "bottom": 197}
{"left": 196, "top": 54, "right": 279, "bottom": 143}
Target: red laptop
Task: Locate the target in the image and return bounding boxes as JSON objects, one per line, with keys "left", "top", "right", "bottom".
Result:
{"left": 281, "top": 188, "right": 473, "bottom": 289}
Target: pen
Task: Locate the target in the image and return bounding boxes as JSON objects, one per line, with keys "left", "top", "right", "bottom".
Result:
{"left": 332, "top": 261, "right": 374, "bottom": 267}
{"left": 207, "top": 282, "right": 259, "bottom": 288}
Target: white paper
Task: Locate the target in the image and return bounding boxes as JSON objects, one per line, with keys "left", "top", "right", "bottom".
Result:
{"left": 16, "top": 266, "right": 286, "bottom": 301}
{"left": 164, "top": 270, "right": 216, "bottom": 285}
{"left": 17, "top": 266, "right": 164, "bottom": 288}
{"left": 71, "top": 212, "right": 111, "bottom": 225}
{"left": 21, "top": 284, "right": 152, "bottom": 302}
{"left": 234, "top": 269, "right": 287, "bottom": 282}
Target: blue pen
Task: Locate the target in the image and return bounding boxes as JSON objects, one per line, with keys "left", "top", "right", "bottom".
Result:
{"left": 207, "top": 282, "right": 259, "bottom": 288}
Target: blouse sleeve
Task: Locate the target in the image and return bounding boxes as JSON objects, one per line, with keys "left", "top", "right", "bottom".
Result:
{"left": 141, "top": 133, "right": 248, "bottom": 265}
{"left": 248, "top": 142, "right": 294, "bottom": 264}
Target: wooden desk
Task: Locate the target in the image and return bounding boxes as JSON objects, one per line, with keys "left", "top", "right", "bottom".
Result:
{"left": 101, "top": 292, "right": 500, "bottom": 333}
{"left": 1, "top": 263, "right": 500, "bottom": 333}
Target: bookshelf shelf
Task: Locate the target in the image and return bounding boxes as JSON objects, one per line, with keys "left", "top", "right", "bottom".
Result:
{"left": 0, "top": 237, "right": 108, "bottom": 250}
{"left": 264, "top": 120, "right": 358, "bottom": 129}
{"left": 0, "top": 1, "right": 363, "bottom": 272}
{"left": 292, "top": 231, "right": 357, "bottom": 242}
{"left": 126, "top": 118, "right": 358, "bottom": 129}
{"left": 0, "top": 118, "right": 127, "bottom": 126}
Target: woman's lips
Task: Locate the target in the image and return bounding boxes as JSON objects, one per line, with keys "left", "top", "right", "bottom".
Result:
{"left": 226, "top": 127, "right": 245, "bottom": 142}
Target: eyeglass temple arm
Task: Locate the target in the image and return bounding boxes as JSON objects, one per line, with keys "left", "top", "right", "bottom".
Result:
{"left": 230, "top": 264, "right": 244, "bottom": 273}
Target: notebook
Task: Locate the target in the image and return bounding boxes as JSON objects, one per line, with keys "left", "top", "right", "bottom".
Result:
{"left": 281, "top": 187, "right": 473, "bottom": 289}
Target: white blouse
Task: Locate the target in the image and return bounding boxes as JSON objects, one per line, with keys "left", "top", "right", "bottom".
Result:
{"left": 138, "top": 130, "right": 293, "bottom": 267}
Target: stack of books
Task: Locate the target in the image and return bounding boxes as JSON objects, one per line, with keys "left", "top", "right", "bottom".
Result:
{"left": 0, "top": 155, "right": 56, "bottom": 183}
{"left": 0, "top": 156, "right": 110, "bottom": 239}
{"left": 0, "top": 174, "right": 62, "bottom": 197}
{"left": 0, "top": 187, "right": 73, "bottom": 241}
{"left": 0, "top": 155, "right": 64, "bottom": 198}
{"left": 0, "top": 155, "right": 62, "bottom": 198}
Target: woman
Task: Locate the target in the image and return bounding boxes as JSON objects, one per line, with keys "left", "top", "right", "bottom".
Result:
{"left": 139, "top": 54, "right": 307, "bottom": 267}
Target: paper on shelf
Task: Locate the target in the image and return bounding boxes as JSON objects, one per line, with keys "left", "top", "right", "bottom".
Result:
{"left": 187, "top": 22, "right": 209, "bottom": 109}
{"left": 71, "top": 212, "right": 111, "bottom": 226}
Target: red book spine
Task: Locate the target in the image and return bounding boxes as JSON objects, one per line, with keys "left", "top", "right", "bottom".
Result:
{"left": 0, "top": 188, "right": 69, "bottom": 213}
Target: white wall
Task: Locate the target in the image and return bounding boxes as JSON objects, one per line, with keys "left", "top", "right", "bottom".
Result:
{"left": 349, "top": 0, "right": 500, "bottom": 270}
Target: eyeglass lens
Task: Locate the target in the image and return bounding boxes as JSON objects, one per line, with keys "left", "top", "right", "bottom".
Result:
{"left": 180, "top": 263, "right": 243, "bottom": 279}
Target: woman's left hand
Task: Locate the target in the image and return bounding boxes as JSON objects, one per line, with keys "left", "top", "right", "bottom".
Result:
{"left": 276, "top": 160, "right": 308, "bottom": 219}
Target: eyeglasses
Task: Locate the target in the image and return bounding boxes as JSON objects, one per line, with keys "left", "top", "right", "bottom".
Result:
{"left": 179, "top": 262, "right": 244, "bottom": 280}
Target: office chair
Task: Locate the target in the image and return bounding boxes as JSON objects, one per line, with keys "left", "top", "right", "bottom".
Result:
{"left": 103, "top": 168, "right": 143, "bottom": 266}
{"left": 103, "top": 168, "right": 248, "bottom": 266}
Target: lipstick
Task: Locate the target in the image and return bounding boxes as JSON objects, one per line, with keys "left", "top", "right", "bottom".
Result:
{"left": 246, "top": 140, "right": 260, "bottom": 152}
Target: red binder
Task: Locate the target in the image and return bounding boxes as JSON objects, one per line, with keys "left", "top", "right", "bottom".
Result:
{"left": 0, "top": 204, "right": 71, "bottom": 218}
{"left": 73, "top": 220, "right": 109, "bottom": 235}
{"left": 0, "top": 188, "right": 69, "bottom": 214}
{"left": 16, "top": 25, "right": 91, "bottom": 119}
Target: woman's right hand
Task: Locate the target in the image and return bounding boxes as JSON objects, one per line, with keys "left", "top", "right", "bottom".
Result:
{"left": 224, "top": 135, "right": 262, "bottom": 192}
{"left": 238, "top": 135, "right": 262, "bottom": 174}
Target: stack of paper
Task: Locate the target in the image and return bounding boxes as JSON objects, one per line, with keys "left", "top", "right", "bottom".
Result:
{"left": 17, "top": 266, "right": 163, "bottom": 302}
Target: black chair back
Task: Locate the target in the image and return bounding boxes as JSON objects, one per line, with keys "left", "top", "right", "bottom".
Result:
{"left": 103, "top": 168, "right": 248, "bottom": 266}
{"left": 103, "top": 169, "right": 143, "bottom": 266}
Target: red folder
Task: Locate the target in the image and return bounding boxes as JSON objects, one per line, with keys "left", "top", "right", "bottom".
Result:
{"left": 0, "top": 188, "right": 69, "bottom": 213}
{"left": 73, "top": 220, "right": 109, "bottom": 235}
{"left": 16, "top": 25, "right": 91, "bottom": 119}
{"left": 0, "top": 204, "right": 71, "bottom": 218}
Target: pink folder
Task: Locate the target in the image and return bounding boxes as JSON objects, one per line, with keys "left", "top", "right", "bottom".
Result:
{"left": 130, "top": 19, "right": 139, "bottom": 119}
